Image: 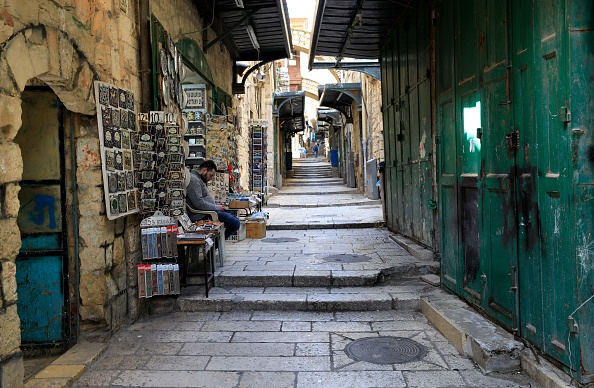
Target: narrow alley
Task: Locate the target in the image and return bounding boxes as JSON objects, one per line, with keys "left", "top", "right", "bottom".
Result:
{"left": 61, "top": 160, "right": 536, "bottom": 388}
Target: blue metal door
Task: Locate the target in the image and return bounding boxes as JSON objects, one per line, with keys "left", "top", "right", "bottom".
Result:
{"left": 15, "top": 90, "right": 67, "bottom": 344}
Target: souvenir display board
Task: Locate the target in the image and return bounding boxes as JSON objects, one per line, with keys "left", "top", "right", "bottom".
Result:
{"left": 205, "top": 115, "right": 238, "bottom": 171}
{"left": 94, "top": 81, "right": 139, "bottom": 220}
{"left": 205, "top": 116, "right": 238, "bottom": 201}
{"left": 138, "top": 211, "right": 180, "bottom": 297}
{"left": 136, "top": 111, "right": 186, "bottom": 218}
{"left": 249, "top": 120, "right": 268, "bottom": 192}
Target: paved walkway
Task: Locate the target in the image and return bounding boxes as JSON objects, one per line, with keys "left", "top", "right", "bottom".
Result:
{"left": 31, "top": 159, "right": 536, "bottom": 388}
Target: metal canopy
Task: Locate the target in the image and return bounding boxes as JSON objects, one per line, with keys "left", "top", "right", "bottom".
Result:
{"left": 318, "top": 83, "right": 362, "bottom": 112}
{"left": 317, "top": 109, "right": 342, "bottom": 127}
{"left": 311, "top": 59, "right": 381, "bottom": 80}
{"left": 308, "top": 0, "right": 414, "bottom": 69}
{"left": 193, "top": 0, "right": 293, "bottom": 62}
{"left": 273, "top": 91, "right": 305, "bottom": 132}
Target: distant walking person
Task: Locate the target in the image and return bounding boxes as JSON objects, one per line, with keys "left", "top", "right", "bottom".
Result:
{"left": 313, "top": 143, "right": 319, "bottom": 158}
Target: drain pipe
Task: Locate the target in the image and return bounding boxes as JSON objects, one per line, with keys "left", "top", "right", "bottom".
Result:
{"left": 139, "top": 0, "right": 152, "bottom": 112}
{"left": 69, "top": 111, "right": 80, "bottom": 344}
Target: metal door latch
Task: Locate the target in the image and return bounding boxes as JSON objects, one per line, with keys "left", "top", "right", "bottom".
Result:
{"left": 559, "top": 106, "right": 571, "bottom": 124}
{"left": 505, "top": 131, "right": 520, "bottom": 150}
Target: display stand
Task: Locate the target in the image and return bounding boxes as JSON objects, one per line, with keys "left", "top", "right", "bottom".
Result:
{"left": 136, "top": 111, "right": 185, "bottom": 218}
{"left": 249, "top": 120, "right": 268, "bottom": 192}
{"left": 138, "top": 211, "right": 180, "bottom": 297}
{"left": 94, "top": 80, "right": 140, "bottom": 220}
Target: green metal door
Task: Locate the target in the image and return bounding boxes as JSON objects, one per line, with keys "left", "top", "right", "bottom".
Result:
{"left": 511, "top": 0, "right": 543, "bottom": 350}
{"left": 436, "top": 0, "right": 459, "bottom": 292}
{"left": 478, "top": 0, "right": 517, "bottom": 328}
{"left": 380, "top": 5, "right": 434, "bottom": 247}
{"left": 533, "top": 0, "right": 575, "bottom": 370}
{"left": 456, "top": 0, "right": 483, "bottom": 304}
{"left": 439, "top": 0, "right": 518, "bottom": 324}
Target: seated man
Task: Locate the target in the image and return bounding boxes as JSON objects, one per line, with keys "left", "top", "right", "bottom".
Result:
{"left": 185, "top": 160, "right": 240, "bottom": 239}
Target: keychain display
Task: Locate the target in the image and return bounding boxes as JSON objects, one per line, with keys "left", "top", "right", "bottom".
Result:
{"left": 136, "top": 111, "right": 185, "bottom": 217}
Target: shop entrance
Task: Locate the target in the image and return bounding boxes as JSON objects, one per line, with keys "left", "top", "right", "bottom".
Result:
{"left": 15, "top": 89, "right": 69, "bottom": 347}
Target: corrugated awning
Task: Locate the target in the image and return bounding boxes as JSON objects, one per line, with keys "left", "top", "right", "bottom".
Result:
{"left": 318, "top": 83, "right": 362, "bottom": 112}
{"left": 273, "top": 91, "right": 305, "bottom": 132}
{"left": 193, "top": 0, "right": 293, "bottom": 62}
{"left": 308, "top": 0, "right": 414, "bottom": 69}
{"left": 317, "top": 109, "right": 343, "bottom": 128}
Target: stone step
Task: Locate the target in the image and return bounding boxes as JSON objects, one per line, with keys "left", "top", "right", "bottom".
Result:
{"left": 176, "top": 284, "right": 433, "bottom": 312}
{"left": 265, "top": 200, "right": 382, "bottom": 208}
{"left": 211, "top": 261, "right": 439, "bottom": 288}
{"left": 284, "top": 181, "right": 345, "bottom": 186}
{"left": 266, "top": 220, "right": 386, "bottom": 230}
{"left": 270, "top": 190, "right": 360, "bottom": 195}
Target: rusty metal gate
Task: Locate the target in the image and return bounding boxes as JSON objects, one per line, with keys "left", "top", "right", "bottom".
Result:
{"left": 15, "top": 90, "right": 68, "bottom": 346}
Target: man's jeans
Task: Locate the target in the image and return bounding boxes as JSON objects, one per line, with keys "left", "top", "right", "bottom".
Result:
{"left": 216, "top": 211, "right": 240, "bottom": 239}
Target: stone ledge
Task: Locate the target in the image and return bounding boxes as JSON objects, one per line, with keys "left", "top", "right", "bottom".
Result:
{"left": 24, "top": 342, "right": 107, "bottom": 388}
{"left": 421, "top": 290, "right": 523, "bottom": 374}
{"left": 389, "top": 234, "right": 434, "bottom": 261}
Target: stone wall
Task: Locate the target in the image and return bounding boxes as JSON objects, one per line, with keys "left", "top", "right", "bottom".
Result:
{"left": 235, "top": 65, "right": 276, "bottom": 192}
{"left": 0, "top": 0, "right": 234, "bottom": 386}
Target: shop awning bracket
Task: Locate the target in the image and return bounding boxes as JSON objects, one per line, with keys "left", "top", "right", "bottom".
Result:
{"left": 204, "top": 8, "right": 259, "bottom": 53}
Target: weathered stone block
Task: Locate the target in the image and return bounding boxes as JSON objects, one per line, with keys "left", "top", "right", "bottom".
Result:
{"left": 115, "top": 218, "right": 125, "bottom": 236}
{"left": 29, "top": 43, "right": 50, "bottom": 78}
{"left": 52, "top": 61, "right": 95, "bottom": 115}
{"left": 105, "top": 271, "right": 119, "bottom": 298}
{"left": 76, "top": 136, "right": 101, "bottom": 171}
{"left": 0, "top": 304, "right": 21, "bottom": 356}
{"left": 0, "top": 93, "right": 22, "bottom": 141}
{"left": 113, "top": 236, "right": 124, "bottom": 266}
{"left": 4, "top": 183, "right": 21, "bottom": 218}
{"left": 124, "top": 220, "right": 140, "bottom": 254}
{"left": 104, "top": 242, "right": 113, "bottom": 270}
{"left": 0, "top": 218, "right": 21, "bottom": 261}
{"left": 79, "top": 304, "right": 106, "bottom": 323}
{"left": 5, "top": 33, "right": 36, "bottom": 91}
{"left": 0, "top": 141, "right": 23, "bottom": 183}
{"left": 0, "top": 59, "right": 18, "bottom": 96}
{"left": 80, "top": 273, "right": 108, "bottom": 307}
{"left": 108, "top": 293, "right": 128, "bottom": 330}
{"left": 77, "top": 184, "right": 104, "bottom": 217}
{"left": 111, "top": 261, "right": 127, "bottom": 292}
{"left": 78, "top": 214, "right": 114, "bottom": 248}
{"left": 1, "top": 261, "right": 18, "bottom": 304}
{"left": 79, "top": 247, "right": 106, "bottom": 275}
{"left": 0, "top": 351, "right": 23, "bottom": 388}
{"left": 76, "top": 166, "right": 102, "bottom": 187}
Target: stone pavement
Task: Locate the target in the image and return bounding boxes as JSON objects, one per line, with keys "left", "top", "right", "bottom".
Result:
{"left": 28, "top": 158, "right": 546, "bottom": 387}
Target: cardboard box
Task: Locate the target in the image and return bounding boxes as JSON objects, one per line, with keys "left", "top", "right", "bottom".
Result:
{"left": 229, "top": 200, "right": 250, "bottom": 209}
{"left": 246, "top": 220, "right": 266, "bottom": 239}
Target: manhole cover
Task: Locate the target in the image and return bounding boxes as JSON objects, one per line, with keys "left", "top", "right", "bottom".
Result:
{"left": 345, "top": 337, "right": 427, "bottom": 364}
{"left": 261, "top": 237, "right": 300, "bottom": 243}
{"left": 322, "top": 254, "right": 371, "bottom": 263}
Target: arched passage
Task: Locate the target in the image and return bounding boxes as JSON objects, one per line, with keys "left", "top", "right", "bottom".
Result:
{"left": 0, "top": 24, "right": 99, "bottom": 382}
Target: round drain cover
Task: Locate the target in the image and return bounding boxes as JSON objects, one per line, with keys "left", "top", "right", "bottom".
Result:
{"left": 261, "top": 237, "right": 300, "bottom": 243}
{"left": 323, "top": 254, "right": 371, "bottom": 263}
{"left": 345, "top": 336, "right": 427, "bottom": 364}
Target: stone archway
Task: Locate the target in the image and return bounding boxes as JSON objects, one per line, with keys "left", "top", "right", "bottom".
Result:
{"left": 0, "top": 25, "right": 98, "bottom": 388}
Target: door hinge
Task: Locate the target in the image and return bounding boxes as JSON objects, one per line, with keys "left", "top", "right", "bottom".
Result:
{"left": 477, "top": 127, "right": 483, "bottom": 140}
{"left": 435, "top": 135, "right": 440, "bottom": 145}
